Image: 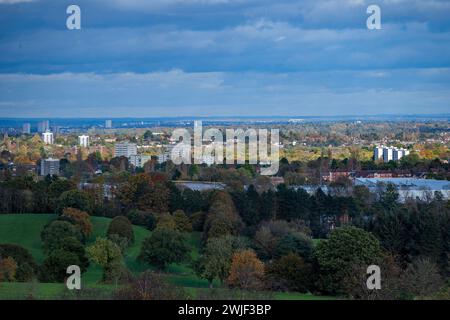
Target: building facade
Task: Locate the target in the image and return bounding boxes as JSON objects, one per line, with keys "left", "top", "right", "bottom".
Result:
{"left": 42, "top": 131, "right": 54, "bottom": 144}
{"left": 40, "top": 158, "right": 60, "bottom": 176}
{"left": 128, "top": 154, "right": 152, "bottom": 168}
{"left": 78, "top": 135, "right": 90, "bottom": 148}
{"left": 114, "top": 143, "right": 137, "bottom": 158}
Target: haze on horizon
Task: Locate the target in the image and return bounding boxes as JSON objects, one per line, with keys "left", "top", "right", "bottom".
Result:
{"left": 0, "top": 0, "right": 450, "bottom": 118}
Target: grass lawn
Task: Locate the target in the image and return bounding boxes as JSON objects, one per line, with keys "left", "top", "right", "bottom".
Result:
{"left": 0, "top": 214, "right": 336, "bottom": 300}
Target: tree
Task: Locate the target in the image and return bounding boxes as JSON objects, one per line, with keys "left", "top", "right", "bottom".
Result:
{"left": 53, "top": 237, "right": 89, "bottom": 271}
{"left": 227, "top": 250, "right": 265, "bottom": 290}
{"left": 266, "top": 253, "right": 313, "bottom": 293}
{"left": 116, "top": 173, "right": 169, "bottom": 213}
{"left": 86, "top": 238, "right": 123, "bottom": 282}
{"left": 275, "top": 232, "right": 313, "bottom": 261}
{"left": 107, "top": 216, "right": 134, "bottom": 245}
{"left": 203, "top": 191, "right": 243, "bottom": 242}
{"left": 195, "top": 236, "right": 249, "bottom": 287}
{"left": 314, "top": 226, "right": 382, "bottom": 295}
{"left": 173, "top": 210, "right": 192, "bottom": 233}
{"left": 39, "top": 249, "right": 81, "bottom": 283}
{"left": 138, "top": 229, "right": 189, "bottom": 270}
{"left": 127, "top": 210, "right": 155, "bottom": 230}
{"left": 155, "top": 212, "right": 176, "bottom": 231}
{"left": 56, "top": 189, "right": 91, "bottom": 214}
{"left": 0, "top": 257, "right": 17, "bottom": 282}
{"left": 0, "top": 244, "right": 37, "bottom": 282}
{"left": 400, "top": 257, "right": 444, "bottom": 299}
{"left": 41, "top": 221, "right": 82, "bottom": 254}
{"left": 60, "top": 207, "right": 93, "bottom": 240}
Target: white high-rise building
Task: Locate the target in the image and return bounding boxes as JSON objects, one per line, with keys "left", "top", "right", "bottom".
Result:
{"left": 22, "top": 123, "right": 31, "bottom": 134}
{"left": 105, "top": 120, "right": 112, "bottom": 128}
{"left": 78, "top": 135, "right": 90, "bottom": 148}
{"left": 374, "top": 146, "right": 384, "bottom": 160}
{"left": 382, "top": 147, "right": 393, "bottom": 162}
{"left": 393, "top": 149, "right": 404, "bottom": 161}
{"left": 376, "top": 146, "right": 410, "bottom": 163}
{"left": 114, "top": 143, "right": 137, "bottom": 158}
{"left": 42, "top": 131, "right": 54, "bottom": 145}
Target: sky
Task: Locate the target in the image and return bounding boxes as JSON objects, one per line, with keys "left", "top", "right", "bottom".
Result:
{"left": 0, "top": 0, "right": 449, "bottom": 117}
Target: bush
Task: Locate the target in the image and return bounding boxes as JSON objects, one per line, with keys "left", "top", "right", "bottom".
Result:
{"left": 0, "top": 244, "right": 37, "bottom": 281}
{"left": 107, "top": 216, "right": 134, "bottom": 245}
{"left": 114, "top": 271, "right": 186, "bottom": 300}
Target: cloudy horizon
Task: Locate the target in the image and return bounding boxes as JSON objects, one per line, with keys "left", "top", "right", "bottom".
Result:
{"left": 1, "top": 0, "right": 450, "bottom": 117}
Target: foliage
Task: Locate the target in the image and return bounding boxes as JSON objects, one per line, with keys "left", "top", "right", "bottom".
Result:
{"left": 314, "top": 226, "right": 382, "bottom": 295}
{"left": 39, "top": 249, "right": 81, "bottom": 283}
{"left": 266, "top": 253, "right": 313, "bottom": 293}
{"left": 173, "top": 210, "right": 192, "bottom": 233}
{"left": 56, "top": 189, "right": 92, "bottom": 214}
{"left": 0, "top": 244, "right": 37, "bottom": 282}
{"left": 227, "top": 250, "right": 265, "bottom": 290}
{"left": 86, "top": 237, "right": 123, "bottom": 282}
{"left": 107, "top": 216, "right": 134, "bottom": 245}
{"left": 114, "top": 271, "right": 186, "bottom": 300}
{"left": 195, "top": 235, "right": 249, "bottom": 286}
{"left": 138, "top": 229, "right": 189, "bottom": 270}
{"left": 60, "top": 207, "right": 93, "bottom": 240}
{"left": 41, "top": 220, "right": 82, "bottom": 254}
{"left": 0, "top": 257, "right": 17, "bottom": 282}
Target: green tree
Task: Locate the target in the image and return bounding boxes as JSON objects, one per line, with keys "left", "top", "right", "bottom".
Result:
{"left": 56, "top": 189, "right": 91, "bottom": 214}
{"left": 266, "top": 253, "right": 313, "bottom": 293}
{"left": 41, "top": 221, "right": 82, "bottom": 254}
{"left": 139, "top": 229, "right": 189, "bottom": 270}
{"left": 195, "top": 236, "right": 248, "bottom": 287}
{"left": 314, "top": 226, "right": 382, "bottom": 295}
{"left": 173, "top": 210, "right": 192, "bottom": 233}
{"left": 86, "top": 238, "right": 123, "bottom": 282}
{"left": 107, "top": 216, "right": 134, "bottom": 245}
{"left": 275, "top": 232, "right": 313, "bottom": 261}
{"left": 39, "top": 249, "right": 81, "bottom": 283}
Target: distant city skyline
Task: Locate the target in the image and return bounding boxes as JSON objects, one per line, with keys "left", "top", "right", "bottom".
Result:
{"left": 1, "top": 0, "right": 450, "bottom": 117}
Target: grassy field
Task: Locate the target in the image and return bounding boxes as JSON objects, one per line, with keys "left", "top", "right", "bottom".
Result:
{"left": 0, "top": 214, "right": 335, "bottom": 300}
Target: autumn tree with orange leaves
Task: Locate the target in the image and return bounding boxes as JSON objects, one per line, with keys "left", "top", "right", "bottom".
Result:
{"left": 227, "top": 250, "right": 265, "bottom": 290}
